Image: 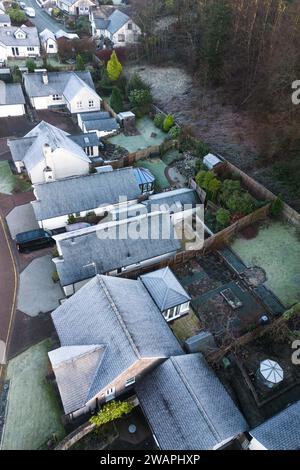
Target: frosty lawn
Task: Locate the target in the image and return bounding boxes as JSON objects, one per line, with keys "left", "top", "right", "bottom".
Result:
{"left": 232, "top": 219, "right": 300, "bottom": 308}
{"left": 0, "top": 161, "right": 15, "bottom": 195}
{"left": 1, "top": 340, "right": 65, "bottom": 450}
{"left": 108, "top": 116, "right": 166, "bottom": 153}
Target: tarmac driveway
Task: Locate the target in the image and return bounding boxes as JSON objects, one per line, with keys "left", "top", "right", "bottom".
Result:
{"left": 17, "top": 255, "right": 64, "bottom": 317}
{"left": 6, "top": 203, "right": 39, "bottom": 240}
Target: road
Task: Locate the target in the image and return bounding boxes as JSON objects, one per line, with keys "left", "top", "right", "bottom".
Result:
{"left": 22, "top": 0, "right": 62, "bottom": 33}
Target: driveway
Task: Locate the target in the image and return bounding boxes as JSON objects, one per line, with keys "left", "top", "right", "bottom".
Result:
{"left": 6, "top": 203, "right": 38, "bottom": 240}
{"left": 22, "top": 0, "right": 62, "bottom": 33}
{"left": 17, "top": 255, "right": 64, "bottom": 317}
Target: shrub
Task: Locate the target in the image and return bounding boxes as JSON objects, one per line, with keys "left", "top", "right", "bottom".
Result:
{"left": 163, "top": 114, "right": 175, "bottom": 132}
{"left": 26, "top": 59, "right": 36, "bottom": 73}
{"left": 168, "top": 126, "right": 181, "bottom": 139}
{"left": 195, "top": 140, "right": 211, "bottom": 158}
{"left": 52, "top": 271, "right": 59, "bottom": 283}
{"left": 75, "top": 54, "right": 85, "bottom": 71}
{"left": 216, "top": 208, "right": 231, "bottom": 228}
{"left": 67, "top": 214, "right": 76, "bottom": 224}
{"left": 90, "top": 400, "right": 134, "bottom": 428}
{"left": 8, "top": 6, "right": 26, "bottom": 25}
{"left": 129, "top": 89, "right": 153, "bottom": 108}
{"left": 154, "top": 114, "right": 164, "bottom": 129}
{"left": 126, "top": 72, "right": 150, "bottom": 95}
{"left": 270, "top": 195, "right": 284, "bottom": 218}
{"left": 226, "top": 191, "right": 255, "bottom": 215}
{"left": 220, "top": 179, "right": 242, "bottom": 202}
{"left": 107, "top": 50, "right": 123, "bottom": 81}
{"left": 195, "top": 170, "right": 221, "bottom": 201}
{"left": 51, "top": 7, "right": 62, "bottom": 18}
{"left": 110, "top": 87, "right": 123, "bottom": 113}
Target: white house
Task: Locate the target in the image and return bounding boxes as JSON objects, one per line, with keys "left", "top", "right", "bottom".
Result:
{"left": 8, "top": 121, "right": 92, "bottom": 183}
{"left": 56, "top": 0, "right": 95, "bottom": 16}
{"left": 0, "top": 26, "right": 40, "bottom": 61}
{"left": 0, "top": 81, "right": 25, "bottom": 117}
{"left": 39, "top": 29, "right": 57, "bottom": 54}
{"left": 90, "top": 9, "right": 141, "bottom": 46}
{"left": 78, "top": 111, "right": 119, "bottom": 138}
{"left": 31, "top": 167, "right": 143, "bottom": 232}
{"left": 23, "top": 70, "right": 102, "bottom": 112}
{"left": 0, "top": 1, "right": 10, "bottom": 27}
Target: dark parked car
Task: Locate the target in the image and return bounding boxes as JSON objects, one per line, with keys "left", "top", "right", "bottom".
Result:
{"left": 16, "top": 229, "right": 55, "bottom": 253}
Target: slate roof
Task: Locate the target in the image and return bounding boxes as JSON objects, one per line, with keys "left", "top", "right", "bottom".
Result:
{"left": 0, "top": 26, "right": 39, "bottom": 47}
{"left": 69, "top": 132, "right": 99, "bottom": 148}
{"left": 94, "top": 17, "right": 110, "bottom": 30}
{"left": 136, "top": 354, "right": 248, "bottom": 450}
{"left": 0, "top": 82, "right": 25, "bottom": 106}
{"left": 23, "top": 71, "right": 95, "bottom": 98}
{"left": 0, "top": 14, "right": 10, "bottom": 24}
{"left": 8, "top": 121, "right": 90, "bottom": 170}
{"left": 39, "top": 28, "right": 56, "bottom": 42}
{"left": 83, "top": 117, "right": 119, "bottom": 132}
{"left": 140, "top": 267, "right": 191, "bottom": 312}
{"left": 49, "top": 274, "right": 183, "bottom": 414}
{"left": 250, "top": 401, "right": 300, "bottom": 450}
{"left": 79, "top": 111, "right": 110, "bottom": 121}
{"left": 53, "top": 212, "right": 181, "bottom": 286}
{"left": 142, "top": 188, "right": 200, "bottom": 213}
{"left": 107, "top": 10, "right": 130, "bottom": 34}
{"left": 32, "top": 167, "right": 141, "bottom": 221}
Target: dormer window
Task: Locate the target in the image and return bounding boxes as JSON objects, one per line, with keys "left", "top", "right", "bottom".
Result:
{"left": 88, "top": 100, "right": 94, "bottom": 108}
{"left": 52, "top": 94, "right": 61, "bottom": 101}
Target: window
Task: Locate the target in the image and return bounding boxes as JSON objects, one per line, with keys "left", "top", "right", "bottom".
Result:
{"left": 125, "top": 377, "right": 135, "bottom": 388}
{"left": 118, "top": 34, "right": 125, "bottom": 42}
{"left": 77, "top": 101, "right": 83, "bottom": 109}
{"left": 180, "top": 302, "right": 190, "bottom": 313}
{"left": 48, "top": 44, "right": 54, "bottom": 49}
{"left": 88, "top": 100, "right": 94, "bottom": 108}
{"left": 105, "top": 387, "right": 116, "bottom": 402}
{"left": 127, "top": 23, "right": 132, "bottom": 30}
{"left": 52, "top": 94, "right": 61, "bottom": 101}
{"left": 27, "top": 47, "right": 34, "bottom": 51}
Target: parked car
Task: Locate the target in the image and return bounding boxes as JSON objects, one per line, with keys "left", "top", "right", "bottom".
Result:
{"left": 16, "top": 229, "right": 55, "bottom": 253}
{"left": 19, "top": 2, "right": 27, "bottom": 9}
{"left": 25, "top": 6, "right": 36, "bottom": 17}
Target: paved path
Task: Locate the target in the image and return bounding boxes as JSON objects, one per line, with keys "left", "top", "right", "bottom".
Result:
{"left": 0, "top": 192, "right": 35, "bottom": 381}
{"left": 23, "top": 0, "right": 62, "bottom": 33}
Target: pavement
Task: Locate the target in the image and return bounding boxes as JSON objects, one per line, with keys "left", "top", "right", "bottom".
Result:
{"left": 17, "top": 255, "right": 64, "bottom": 317}
{"left": 22, "top": 0, "right": 62, "bottom": 33}
{"left": 6, "top": 203, "right": 39, "bottom": 240}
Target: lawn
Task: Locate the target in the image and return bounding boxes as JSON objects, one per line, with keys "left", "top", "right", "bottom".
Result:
{"left": 0, "top": 161, "right": 31, "bottom": 195}
{"left": 231, "top": 219, "right": 300, "bottom": 308}
{"left": 134, "top": 158, "right": 170, "bottom": 191}
{"left": 108, "top": 116, "right": 166, "bottom": 153}
{"left": 1, "top": 340, "right": 65, "bottom": 450}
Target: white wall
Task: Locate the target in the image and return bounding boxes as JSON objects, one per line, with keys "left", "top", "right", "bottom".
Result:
{"left": 0, "top": 103, "right": 25, "bottom": 117}
{"left": 112, "top": 20, "right": 141, "bottom": 47}
{"left": 43, "top": 38, "right": 58, "bottom": 54}
{"left": 67, "top": 87, "right": 101, "bottom": 114}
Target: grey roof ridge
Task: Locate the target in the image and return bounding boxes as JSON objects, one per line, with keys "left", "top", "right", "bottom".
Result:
{"left": 170, "top": 356, "right": 223, "bottom": 442}
{"left": 53, "top": 344, "right": 105, "bottom": 369}
{"left": 97, "top": 275, "right": 141, "bottom": 359}
{"left": 84, "top": 341, "right": 110, "bottom": 404}
{"left": 64, "top": 72, "right": 98, "bottom": 97}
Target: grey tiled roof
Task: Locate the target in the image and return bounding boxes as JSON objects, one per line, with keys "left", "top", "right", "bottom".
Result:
{"left": 32, "top": 167, "right": 141, "bottom": 221}
{"left": 107, "top": 10, "right": 130, "bottom": 34}
{"left": 23, "top": 71, "right": 95, "bottom": 98}
{"left": 0, "top": 14, "right": 10, "bottom": 24}
{"left": 142, "top": 188, "right": 200, "bottom": 213}
{"left": 94, "top": 18, "right": 110, "bottom": 30}
{"left": 8, "top": 121, "right": 90, "bottom": 171}
{"left": 83, "top": 117, "right": 119, "bottom": 132}
{"left": 136, "top": 354, "right": 248, "bottom": 450}
{"left": 250, "top": 401, "right": 300, "bottom": 450}
{"left": 50, "top": 275, "right": 183, "bottom": 414}
{"left": 79, "top": 111, "right": 110, "bottom": 121}
{"left": 53, "top": 212, "right": 181, "bottom": 286}
{"left": 0, "top": 82, "right": 25, "bottom": 106}
{"left": 0, "top": 26, "right": 39, "bottom": 47}
{"left": 140, "top": 267, "right": 191, "bottom": 312}
{"left": 69, "top": 132, "right": 99, "bottom": 148}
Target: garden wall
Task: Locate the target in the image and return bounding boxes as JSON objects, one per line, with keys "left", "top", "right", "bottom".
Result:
{"left": 102, "top": 99, "right": 118, "bottom": 119}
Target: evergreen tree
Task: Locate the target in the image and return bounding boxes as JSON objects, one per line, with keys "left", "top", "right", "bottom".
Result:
{"left": 110, "top": 87, "right": 124, "bottom": 114}
{"left": 107, "top": 51, "right": 122, "bottom": 81}
{"left": 75, "top": 54, "right": 85, "bottom": 71}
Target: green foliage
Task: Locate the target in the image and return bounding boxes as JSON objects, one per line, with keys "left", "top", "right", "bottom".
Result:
{"left": 75, "top": 54, "right": 85, "bottom": 71}
{"left": 107, "top": 51, "right": 123, "bottom": 81}
{"left": 194, "top": 140, "right": 211, "bottom": 158}
{"left": 195, "top": 159, "right": 206, "bottom": 174}
{"left": 129, "top": 89, "right": 153, "bottom": 108}
{"left": 8, "top": 6, "right": 26, "bottom": 25}
{"left": 26, "top": 59, "right": 36, "bottom": 73}
{"left": 110, "top": 87, "right": 124, "bottom": 113}
{"left": 220, "top": 179, "right": 242, "bottom": 203}
{"left": 270, "top": 195, "right": 284, "bottom": 218}
{"left": 195, "top": 170, "right": 221, "bottom": 201}
{"left": 12, "top": 66, "right": 22, "bottom": 83}
{"left": 283, "top": 303, "right": 300, "bottom": 322}
{"left": 168, "top": 125, "right": 181, "bottom": 139}
{"left": 52, "top": 271, "right": 59, "bottom": 283}
{"left": 216, "top": 208, "right": 231, "bottom": 228}
{"left": 226, "top": 191, "right": 256, "bottom": 215}
{"left": 163, "top": 114, "right": 175, "bottom": 132}
{"left": 154, "top": 114, "right": 165, "bottom": 129}
{"left": 51, "top": 7, "right": 62, "bottom": 18}
{"left": 90, "top": 400, "right": 134, "bottom": 428}
{"left": 67, "top": 214, "right": 76, "bottom": 225}
{"left": 126, "top": 72, "right": 150, "bottom": 96}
